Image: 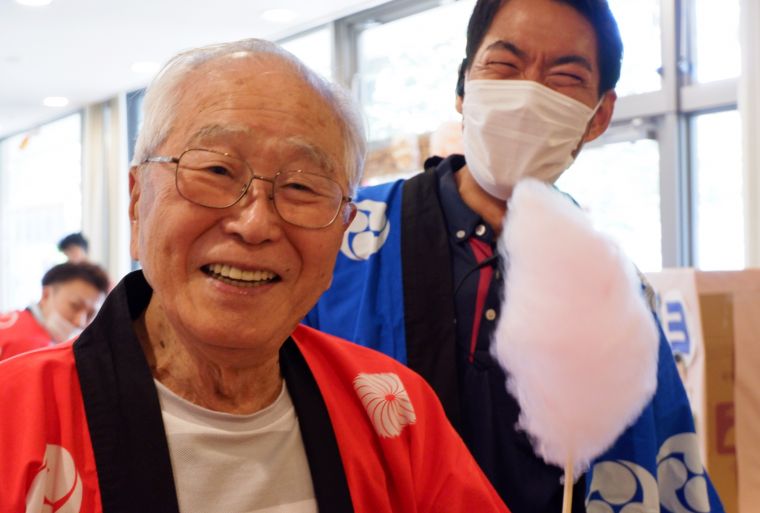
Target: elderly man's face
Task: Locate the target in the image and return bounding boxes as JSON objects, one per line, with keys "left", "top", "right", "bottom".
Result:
{"left": 466, "top": 0, "right": 614, "bottom": 141}
{"left": 129, "top": 55, "right": 353, "bottom": 351}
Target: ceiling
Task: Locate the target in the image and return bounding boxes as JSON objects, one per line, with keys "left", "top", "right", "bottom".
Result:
{"left": 0, "top": 0, "right": 388, "bottom": 140}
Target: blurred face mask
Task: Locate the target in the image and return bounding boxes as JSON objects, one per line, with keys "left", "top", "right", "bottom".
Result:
{"left": 462, "top": 79, "right": 602, "bottom": 200}
{"left": 44, "top": 309, "right": 81, "bottom": 343}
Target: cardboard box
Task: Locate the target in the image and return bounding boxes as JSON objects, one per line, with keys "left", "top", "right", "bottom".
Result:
{"left": 645, "top": 269, "right": 760, "bottom": 513}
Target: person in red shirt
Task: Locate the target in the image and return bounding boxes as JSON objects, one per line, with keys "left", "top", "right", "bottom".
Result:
{"left": 0, "top": 261, "right": 109, "bottom": 361}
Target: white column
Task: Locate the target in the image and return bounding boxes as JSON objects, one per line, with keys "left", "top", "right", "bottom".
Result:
{"left": 105, "top": 95, "right": 131, "bottom": 282}
{"left": 81, "top": 96, "right": 131, "bottom": 284}
{"left": 82, "top": 103, "right": 107, "bottom": 267}
{"left": 737, "top": 3, "right": 760, "bottom": 510}
{"left": 740, "top": 0, "right": 760, "bottom": 267}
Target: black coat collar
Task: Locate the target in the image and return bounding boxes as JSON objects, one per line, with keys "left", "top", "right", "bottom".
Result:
{"left": 74, "top": 271, "right": 353, "bottom": 513}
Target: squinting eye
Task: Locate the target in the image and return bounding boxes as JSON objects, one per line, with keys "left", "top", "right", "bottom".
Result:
{"left": 549, "top": 73, "right": 584, "bottom": 86}
{"left": 206, "top": 165, "right": 231, "bottom": 176}
{"left": 282, "top": 181, "right": 318, "bottom": 194}
{"left": 489, "top": 61, "right": 518, "bottom": 70}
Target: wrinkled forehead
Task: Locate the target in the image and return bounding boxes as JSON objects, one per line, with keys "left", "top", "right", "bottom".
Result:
{"left": 167, "top": 56, "right": 345, "bottom": 169}
{"left": 188, "top": 124, "right": 340, "bottom": 175}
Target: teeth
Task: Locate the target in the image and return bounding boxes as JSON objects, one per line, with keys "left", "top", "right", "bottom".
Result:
{"left": 209, "top": 264, "right": 276, "bottom": 283}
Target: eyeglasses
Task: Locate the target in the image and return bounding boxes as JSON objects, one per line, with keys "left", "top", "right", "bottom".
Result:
{"left": 142, "top": 148, "right": 352, "bottom": 229}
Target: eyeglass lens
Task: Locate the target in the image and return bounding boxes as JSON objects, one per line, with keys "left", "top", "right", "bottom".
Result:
{"left": 175, "top": 149, "right": 345, "bottom": 228}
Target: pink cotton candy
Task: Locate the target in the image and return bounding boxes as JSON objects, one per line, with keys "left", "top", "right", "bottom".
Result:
{"left": 491, "top": 178, "right": 659, "bottom": 476}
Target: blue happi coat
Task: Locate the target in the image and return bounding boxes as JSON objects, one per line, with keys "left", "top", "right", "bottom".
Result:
{"left": 305, "top": 158, "right": 724, "bottom": 513}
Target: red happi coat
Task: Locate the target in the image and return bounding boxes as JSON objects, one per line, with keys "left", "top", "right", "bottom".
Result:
{"left": 0, "top": 271, "right": 508, "bottom": 513}
{"left": 0, "top": 308, "right": 52, "bottom": 362}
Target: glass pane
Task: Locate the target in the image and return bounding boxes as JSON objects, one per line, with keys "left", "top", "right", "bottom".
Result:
{"left": 608, "top": 0, "right": 662, "bottom": 96}
{"left": 693, "top": 110, "right": 744, "bottom": 270}
{"left": 693, "top": 0, "right": 741, "bottom": 83}
{"left": 357, "top": 0, "right": 475, "bottom": 181}
{"left": 281, "top": 27, "right": 333, "bottom": 80}
{"left": 127, "top": 89, "right": 145, "bottom": 164}
{"left": 556, "top": 138, "right": 662, "bottom": 271}
{"left": 0, "top": 113, "right": 83, "bottom": 310}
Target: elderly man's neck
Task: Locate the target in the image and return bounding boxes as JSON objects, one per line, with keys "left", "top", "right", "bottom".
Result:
{"left": 134, "top": 306, "right": 283, "bottom": 415}
{"left": 455, "top": 165, "right": 509, "bottom": 235}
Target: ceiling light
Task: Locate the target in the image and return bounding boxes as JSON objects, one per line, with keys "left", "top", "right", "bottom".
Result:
{"left": 43, "top": 96, "right": 69, "bottom": 107}
{"left": 260, "top": 8, "right": 297, "bottom": 24}
{"left": 15, "top": 0, "right": 53, "bottom": 6}
{"left": 131, "top": 61, "right": 160, "bottom": 74}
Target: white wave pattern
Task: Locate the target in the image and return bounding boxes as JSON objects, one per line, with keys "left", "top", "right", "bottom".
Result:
{"left": 656, "top": 433, "right": 711, "bottom": 513}
{"left": 25, "top": 444, "right": 83, "bottom": 513}
{"left": 353, "top": 372, "right": 417, "bottom": 438}
{"left": 587, "top": 433, "right": 711, "bottom": 513}
{"left": 340, "top": 199, "right": 391, "bottom": 261}
{"left": 587, "top": 460, "right": 659, "bottom": 513}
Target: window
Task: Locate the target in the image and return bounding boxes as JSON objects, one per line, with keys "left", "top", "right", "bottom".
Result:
{"left": 355, "top": 0, "right": 474, "bottom": 181}
{"left": 608, "top": 0, "right": 663, "bottom": 96}
{"left": 692, "top": 110, "right": 744, "bottom": 270}
{"left": 556, "top": 133, "right": 662, "bottom": 271}
{"left": 127, "top": 88, "right": 146, "bottom": 164}
{"left": 0, "top": 113, "right": 83, "bottom": 310}
{"left": 692, "top": 0, "right": 741, "bottom": 83}
{"left": 281, "top": 27, "right": 334, "bottom": 80}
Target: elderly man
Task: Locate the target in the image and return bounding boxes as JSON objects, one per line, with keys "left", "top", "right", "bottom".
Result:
{"left": 0, "top": 262, "right": 108, "bottom": 361}
{"left": 307, "top": 0, "right": 725, "bottom": 512}
{"left": 0, "top": 40, "right": 508, "bottom": 513}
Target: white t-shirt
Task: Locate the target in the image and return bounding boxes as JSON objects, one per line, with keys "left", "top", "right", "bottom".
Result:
{"left": 155, "top": 379, "right": 317, "bottom": 513}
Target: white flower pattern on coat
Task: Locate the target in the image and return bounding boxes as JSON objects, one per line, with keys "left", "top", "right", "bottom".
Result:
{"left": 353, "top": 372, "right": 417, "bottom": 438}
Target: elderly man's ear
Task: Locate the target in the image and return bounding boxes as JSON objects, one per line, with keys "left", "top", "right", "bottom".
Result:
{"left": 129, "top": 166, "right": 141, "bottom": 261}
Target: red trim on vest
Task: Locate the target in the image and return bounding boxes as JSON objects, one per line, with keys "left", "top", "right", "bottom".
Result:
{"left": 467, "top": 238, "right": 494, "bottom": 363}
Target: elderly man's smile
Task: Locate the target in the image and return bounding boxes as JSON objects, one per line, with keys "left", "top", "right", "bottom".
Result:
{"left": 202, "top": 263, "right": 280, "bottom": 287}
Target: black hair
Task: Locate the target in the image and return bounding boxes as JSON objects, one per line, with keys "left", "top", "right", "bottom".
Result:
{"left": 456, "top": 0, "right": 623, "bottom": 98}
{"left": 41, "top": 262, "right": 109, "bottom": 293}
{"left": 57, "top": 232, "right": 89, "bottom": 252}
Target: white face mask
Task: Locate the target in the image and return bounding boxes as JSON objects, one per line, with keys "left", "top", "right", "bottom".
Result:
{"left": 44, "top": 309, "right": 81, "bottom": 343}
{"left": 462, "top": 79, "right": 602, "bottom": 200}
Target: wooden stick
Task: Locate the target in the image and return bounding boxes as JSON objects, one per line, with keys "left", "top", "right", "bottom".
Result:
{"left": 562, "top": 460, "right": 574, "bottom": 513}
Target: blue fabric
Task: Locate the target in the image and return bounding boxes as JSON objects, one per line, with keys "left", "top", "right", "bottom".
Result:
{"left": 586, "top": 320, "right": 725, "bottom": 512}
{"left": 304, "top": 180, "right": 407, "bottom": 363}
{"left": 306, "top": 167, "right": 725, "bottom": 512}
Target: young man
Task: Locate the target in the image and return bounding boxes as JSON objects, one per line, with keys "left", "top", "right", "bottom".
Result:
{"left": 307, "top": 0, "right": 724, "bottom": 511}
{"left": 57, "top": 232, "right": 90, "bottom": 263}
{"left": 0, "top": 262, "right": 108, "bottom": 361}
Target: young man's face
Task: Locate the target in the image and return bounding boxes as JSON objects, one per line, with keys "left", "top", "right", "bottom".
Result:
{"left": 40, "top": 278, "right": 104, "bottom": 330}
{"left": 464, "top": 0, "right": 616, "bottom": 144}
